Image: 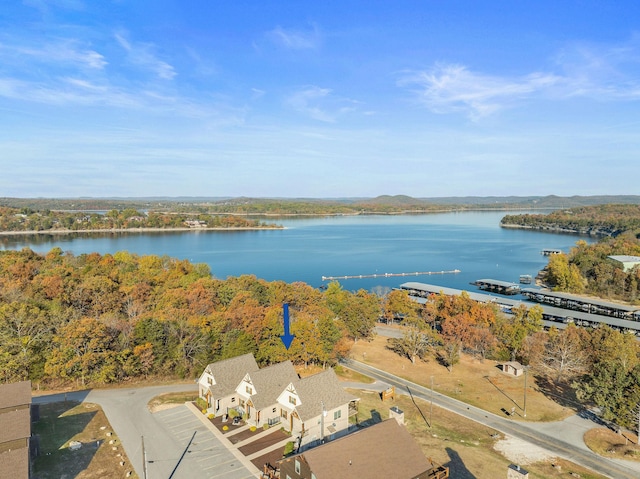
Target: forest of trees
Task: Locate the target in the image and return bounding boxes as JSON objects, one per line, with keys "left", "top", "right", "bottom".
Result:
{"left": 0, "top": 207, "right": 279, "bottom": 232}
{"left": 501, "top": 204, "right": 640, "bottom": 236}
{"left": 543, "top": 232, "right": 640, "bottom": 301}
{"left": 0, "top": 248, "right": 383, "bottom": 387}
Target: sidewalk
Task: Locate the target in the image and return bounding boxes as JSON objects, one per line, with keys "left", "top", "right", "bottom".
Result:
{"left": 187, "top": 402, "right": 292, "bottom": 475}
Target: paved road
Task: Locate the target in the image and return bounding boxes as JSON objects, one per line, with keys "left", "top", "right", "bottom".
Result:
{"left": 342, "top": 359, "right": 640, "bottom": 479}
{"left": 33, "top": 383, "right": 257, "bottom": 479}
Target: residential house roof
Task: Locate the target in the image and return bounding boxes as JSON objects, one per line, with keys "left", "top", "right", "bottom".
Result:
{"left": 0, "top": 381, "right": 31, "bottom": 479}
{"left": 204, "top": 353, "right": 259, "bottom": 398}
{"left": 292, "top": 369, "right": 358, "bottom": 422}
{"left": 0, "top": 408, "right": 31, "bottom": 444}
{"left": 279, "top": 419, "right": 436, "bottom": 479}
{"left": 245, "top": 361, "right": 298, "bottom": 410}
{"left": 0, "top": 381, "right": 31, "bottom": 410}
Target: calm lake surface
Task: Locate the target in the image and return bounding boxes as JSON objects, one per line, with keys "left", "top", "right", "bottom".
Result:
{"left": 0, "top": 212, "right": 594, "bottom": 292}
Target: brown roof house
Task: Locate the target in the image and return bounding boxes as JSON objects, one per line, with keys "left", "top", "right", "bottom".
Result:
{"left": 0, "top": 381, "right": 32, "bottom": 479}
{"left": 278, "top": 419, "right": 449, "bottom": 479}
{"left": 234, "top": 361, "right": 299, "bottom": 428}
{"left": 276, "top": 369, "right": 359, "bottom": 448}
{"left": 198, "top": 353, "right": 259, "bottom": 415}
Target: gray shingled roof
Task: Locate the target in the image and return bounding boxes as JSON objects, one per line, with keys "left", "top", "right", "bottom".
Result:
{"left": 293, "top": 369, "right": 358, "bottom": 422}
{"left": 281, "top": 419, "right": 434, "bottom": 479}
{"left": 246, "top": 361, "right": 298, "bottom": 410}
{"left": 0, "top": 381, "right": 31, "bottom": 410}
{"left": 205, "top": 353, "right": 259, "bottom": 398}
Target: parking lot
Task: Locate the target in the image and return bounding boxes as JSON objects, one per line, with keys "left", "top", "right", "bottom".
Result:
{"left": 152, "top": 405, "right": 258, "bottom": 479}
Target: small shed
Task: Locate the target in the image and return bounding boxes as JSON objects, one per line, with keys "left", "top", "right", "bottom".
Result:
{"left": 500, "top": 361, "right": 524, "bottom": 377}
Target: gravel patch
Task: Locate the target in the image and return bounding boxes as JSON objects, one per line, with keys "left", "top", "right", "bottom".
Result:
{"left": 494, "top": 435, "right": 556, "bottom": 465}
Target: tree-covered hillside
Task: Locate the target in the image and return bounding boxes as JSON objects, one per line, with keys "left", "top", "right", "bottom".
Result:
{"left": 501, "top": 204, "right": 640, "bottom": 237}
{"left": 0, "top": 249, "right": 380, "bottom": 386}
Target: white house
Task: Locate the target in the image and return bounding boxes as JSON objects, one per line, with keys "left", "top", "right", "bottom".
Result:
{"left": 198, "top": 354, "right": 359, "bottom": 444}
{"left": 608, "top": 255, "right": 640, "bottom": 273}
{"left": 276, "top": 368, "right": 359, "bottom": 447}
{"left": 198, "top": 353, "right": 258, "bottom": 415}
{"left": 235, "top": 360, "right": 299, "bottom": 427}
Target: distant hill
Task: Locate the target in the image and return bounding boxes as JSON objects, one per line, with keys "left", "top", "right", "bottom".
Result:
{"left": 1, "top": 195, "right": 639, "bottom": 213}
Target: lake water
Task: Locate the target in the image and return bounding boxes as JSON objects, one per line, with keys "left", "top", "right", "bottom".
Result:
{"left": 0, "top": 211, "right": 593, "bottom": 292}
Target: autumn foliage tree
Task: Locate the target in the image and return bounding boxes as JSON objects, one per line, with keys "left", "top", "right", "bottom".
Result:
{"left": 0, "top": 249, "right": 379, "bottom": 386}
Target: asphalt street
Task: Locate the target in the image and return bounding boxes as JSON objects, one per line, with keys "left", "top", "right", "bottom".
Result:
{"left": 342, "top": 359, "right": 640, "bottom": 479}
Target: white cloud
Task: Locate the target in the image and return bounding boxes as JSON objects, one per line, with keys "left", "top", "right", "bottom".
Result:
{"left": 114, "top": 32, "right": 176, "bottom": 80}
{"left": 400, "top": 36, "right": 640, "bottom": 120}
{"left": 398, "top": 64, "right": 561, "bottom": 120}
{"left": 267, "top": 25, "right": 321, "bottom": 50}
{"left": 287, "top": 86, "right": 357, "bottom": 123}
{"left": 0, "top": 39, "right": 106, "bottom": 70}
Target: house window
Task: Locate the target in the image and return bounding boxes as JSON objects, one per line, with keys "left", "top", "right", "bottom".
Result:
{"left": 289, "top": 395, "right": 297, "bottom": 405}
{"left": 272, "top": 407, "right": 277, "bottom": 413}
{"left": 333, "top": 410, "right": 341, "bottom": 420}
{"left": 246, "top": 386, "right": 253, "bottom": 394}
{"left": 295, "top": 459, "right": 301, "bottom": 474}
{"left": 281, "top": 409, "right": 288, "bottom": 419}
{"left": 207, "top": 377, "right": 212, "bottom": 385}
{"left": 231, "top": 397, "right": 235, "bottom": 403}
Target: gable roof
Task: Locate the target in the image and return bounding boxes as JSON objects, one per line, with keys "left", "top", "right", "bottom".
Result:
{"left": 292, "top": 369, "right": 358, "bottom": 422}
{"left": 245, "top": 361, "right": 298, "bottom": 410}
{"left": 0, "top": 381, "right": 31, "bottom": 410}
{"left": 281, "top": 419, "right": 434, "bottom": 479}
{"left": 204, "top": 353, "right": 259, "bottom": 398}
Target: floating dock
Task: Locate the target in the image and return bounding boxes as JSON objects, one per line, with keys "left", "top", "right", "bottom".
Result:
{"left": 321, "top": 269, "right": 460, "bottom": 281}
{"left": 472, "top": 278, "right": 521, "bottom": 295}
{"left": 541, "top": 249, "right": 563, "bottom": 256}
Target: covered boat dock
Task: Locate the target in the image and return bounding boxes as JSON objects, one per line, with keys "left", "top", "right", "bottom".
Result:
{"left": 399, "top": 282, "right": 640, "bottom": 336}
{"left": 472, "top": 278, "right": 521, "bottom": 295}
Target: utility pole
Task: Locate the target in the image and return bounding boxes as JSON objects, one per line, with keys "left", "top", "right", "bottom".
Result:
{"left": 430, "top": 376, "right": 434, "bottom": 428}
{"left": 141, "top": 435, "right": 148, "bottom": 479}
{"left": 637, "top": 406, "right": 640, "bottom": 445}
{"left": 523, "top": 366, "right": 529, "bottom": 418}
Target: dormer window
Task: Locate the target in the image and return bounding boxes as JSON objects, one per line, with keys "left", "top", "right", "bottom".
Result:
{"left": 246, "top": 385, "right": 253, "bottom": 395}
{"left": 288, "top": 395, "right": 297, "bottom": 405}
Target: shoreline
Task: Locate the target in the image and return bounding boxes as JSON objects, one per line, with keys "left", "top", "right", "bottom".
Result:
{"left": 0, "top": 226, "right": 285, "bottom": 237}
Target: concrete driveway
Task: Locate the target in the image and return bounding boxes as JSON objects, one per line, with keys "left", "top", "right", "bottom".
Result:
{"left": 34, "top": 384, "right": 259, "bottom": 479}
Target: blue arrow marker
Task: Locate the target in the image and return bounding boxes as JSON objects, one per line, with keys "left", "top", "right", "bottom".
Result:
{"left": 280, "top": 303, "right": 295, "bottom": 350}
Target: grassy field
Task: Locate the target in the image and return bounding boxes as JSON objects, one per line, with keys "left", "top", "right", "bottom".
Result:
{"left": 351, "top": 335, "right": 575, "bottom": 422}
{"left": 32, "top": 401, "right": 138, "bottom": 479}
{"left": 347, "top": 384, "right": 606, "bottom": 478}
{"left": 584, "top": 428, "right": 640, "bottom": 461}
{"left": 147, "top": 391, "right": 198, "bottom": 412}
{"left": 346, "top": 335, "right": 611, "bottom": 479}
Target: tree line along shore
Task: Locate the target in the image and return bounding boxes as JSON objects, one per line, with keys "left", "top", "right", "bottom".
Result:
{"left": 0, "top": 206, "right": 281, "bottom": 233}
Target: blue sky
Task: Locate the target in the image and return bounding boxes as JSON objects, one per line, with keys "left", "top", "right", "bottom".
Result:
{"left": 2, "top": 1, "right": 640, "bottom": 198}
